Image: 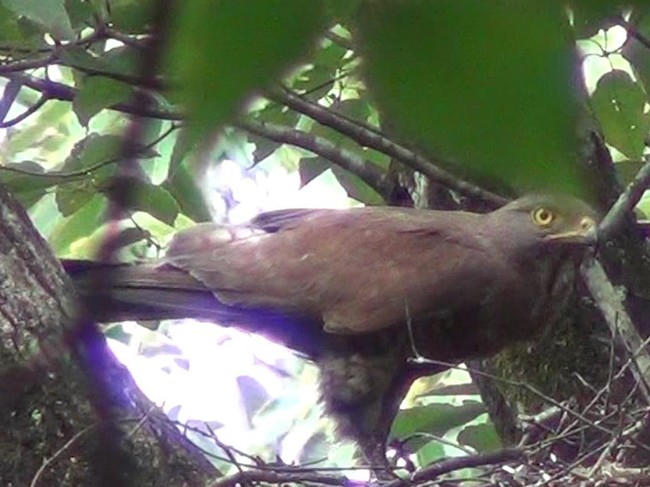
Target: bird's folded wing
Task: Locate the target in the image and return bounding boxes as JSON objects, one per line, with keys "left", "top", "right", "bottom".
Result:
{"left": 251, "top": 208, "right": 323, "bottom": 232}
{"left": 164, "top": 206, "right": 503, "bottom": 334}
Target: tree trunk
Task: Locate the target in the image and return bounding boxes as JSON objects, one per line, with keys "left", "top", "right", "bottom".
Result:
{"left": 0, "top": 184, "right": 216, "bottom": 486}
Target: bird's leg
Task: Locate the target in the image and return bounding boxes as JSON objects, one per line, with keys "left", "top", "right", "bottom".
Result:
{"left": 403, "top": 302, "right": 456, "bottom": 375}
{"left": 404, "top": 300, "right": 426, "bottom": 364}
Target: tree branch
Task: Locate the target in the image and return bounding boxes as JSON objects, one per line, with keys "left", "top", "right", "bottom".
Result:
{"left": 598, "top": 155, "right": 650, "bottom": 241}
{"left": 324, "top": 31, "right": 353, "bottom": 51}
{"left": 620, "top": 17, "right": 650, "bottom": 51}
{"left": 383, "top": 448, "right": 524, "bottom": 487}
{"left": 0, "top": 75, "right": 21, "bottom": 122}
{"left": 5, "top": 73, "right": 507, "bottom": 209}
{"left": 0, "top": 54, "right": 56, "bottom": 73}
{"left": 581, "top": 257, "right": 650, "bottom": 404}
{"left": 577, "top": 154, "right": 650, "bottom": 409}
{"left": 240, "top": 119, "right": 393, "bottom": 199}
{"left": 268, "top": 88, "right": 508, "bottom": 207}
{"left": 0, "top": 95, "right": 47, "bottom": 128}
{"left": 1, "top": 74, "right": 181, "bottom": 120}
{"left": 2, "top": 75, "right": 391, "bottom": 199}
{"left": 209, "top": 469, "right": 354, "bottom": 487}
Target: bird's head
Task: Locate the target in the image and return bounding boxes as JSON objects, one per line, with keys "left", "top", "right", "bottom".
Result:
{"left": 484, "top": 194, "right": 599, "bottom": 259}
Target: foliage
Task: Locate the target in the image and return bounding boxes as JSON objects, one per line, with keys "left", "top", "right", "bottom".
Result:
{"left": 2, "top": 0, "right": 650, "bottom": 483}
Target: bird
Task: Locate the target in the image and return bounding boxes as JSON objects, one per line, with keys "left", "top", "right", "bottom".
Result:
{"left": 64, "top": 193, "right": 598, "bottom": 461}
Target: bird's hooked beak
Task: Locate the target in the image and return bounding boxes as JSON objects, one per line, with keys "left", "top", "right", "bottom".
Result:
{"left": 544, "top": 216, "right": 599, "bottom": 247}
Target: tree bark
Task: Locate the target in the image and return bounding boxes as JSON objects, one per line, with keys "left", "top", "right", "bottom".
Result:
{"left": 0, "top": 184, "right": 216, "bottom": 486}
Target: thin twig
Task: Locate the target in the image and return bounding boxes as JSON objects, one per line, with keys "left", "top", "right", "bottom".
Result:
{"left": 0, "top": 123, "right": 178, "bottom": 180}
{"left": 323, "top": 30, "right": 353, "bottom": 51}
{"left": 0, "top": 54, "right": 56, "bottom": 73}
{"left": 0, "top": 73, "right": 181, "bottom": 120}
{"left": 383, "top": 448, "right": 524, "bottom": 487}
{"left": 104, "top": 26, "right": 150, "bottom": 50}
{"left": 209, "top": 470, "right": 354, "bottom": 487}
{"left": 204, "top": 422, "right": 249, "bottom": 484}
{"left": 408, "top": 355, "right": 648, "bottom": 450}
{"left": 0, "top": 75, "right": 21, "bottom": 121}
{"left": 0, "top": 95, "right": 47, "bottom": 128}
{"left": 398, "top": 432, "right": 475, "bottom": 456}
{"left": 30, "top": 425, "right": 95, "bottom": 487}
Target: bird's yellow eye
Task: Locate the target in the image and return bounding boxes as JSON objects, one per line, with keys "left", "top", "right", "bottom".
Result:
{"left": 532, "top": 207, "right": 555, "bottom": 227}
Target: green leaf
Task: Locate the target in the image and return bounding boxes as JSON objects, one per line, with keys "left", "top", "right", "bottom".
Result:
{"left": 635, "top": 193, "right": 650, "bottom": 220}
{"left": 315, "top": 39, "right": 348, "bottom": 69}
{"left": 354, "top": 0, "right": 583, "bottom": 195}
{"left": 129, "top": 211, "right": 177, "bottom": 244}
{"left": 29, "top": 193, "right": 62, "bottom": 239}
{"left": 107, "top": 0, "right": 155, "bottom": 34}
{"left": 163, "top": 165, "right": 210, "bottom": 222}
{"left": 591, "top": 70, "right": 650, "bottom": 160}
{"left": 50, "top": 194, "right": 108, "bottom": 256}
{"left": 99, "top": 177, "right": 179, "bottom": 225}
{"left": 299, "top": 432, "right": 329, "bottom": 465}
{"left": 60, "top": 46, "right": 141, "bottom": 79}
{"left": 55, "top": 182, "right": 95, "bottom": 216}
{"left": 0, "top": 3, "right": 41, "bottom": 45}
{"left": 248, "top": 106, "right": 299, "bottom": 164}
{"left": 457, "top": 421, "right": 502, "bottom": 453}
{"left": 294, "top": 64, "right": 337, "bottom": 94}
{"left": 0, "top": 162, "right": 64, "bottom": 208}
{"left": 255, "top": 103, "right": 301, "bottom": 127}
{"left": 73, "top": 224, "right": 151, "bottom": 260}
{"left": 163, "top": 136, "right": 211, "bottom": 222}
{"left": 415, "top": 439, "right": 446, "bottom": 467}
{"left": 0, "top": 3, "right": 20, "bottom": 40}
{"left": 326, "top": 0, "right": 362, "bottom": 20}
{"left": 129, "top": 182, "right": 179, "bottom": 225}
{"left": 166, "top": 0, "right": 327, "bottom": 142}
{"left": 615, "top": 159, "right": 645, "bottom": 186}
{"left": 3, "top": 101, "right": 73, "bottom": 157}
{"left": 167, "top": 128, "right": 194, "bottom": 175}
{"left": 103, "top": 322, "right": 133, "bottom": 343}
{"left": 390, "top": 401, "right": 485, "bottom": 448}
{"left": 73, "top": 76, "right": 133, "bottom": 126}
{"left": 2, "top": 0, "right": 74, "bottom": 39}
{"left": 237, "top": 375, "right": 271, "bottom": 423}
{"left": 250, "top": 135, "right": 280, "bottom": 165}
{"left": 570, "top": 0, "right": 649, "bottom": 18}
{"left": 65, "top": 0, "right": 98, "bottom": 28}
{"left": 569, "top": 1, "right": 621, "bottom": 38}
{"left": 364, "top": 148, "right": 390, "bottom": 171}
{"left": 331, "top": 166, "right": 384, "bottom": 205}
{"left": 63, "top": 133, "right": 157, "bottom": 174}
{"left": 55, "top": 133, "right": 125, "bottom": 216}
{"left": 299, "top": 156, "right": 329, "bottom": 186}
{"left": 63, "top": 133, "right": 122, "bottom": 170}
{"left": 336, "top": 98, "right": 372, "bottom": 124}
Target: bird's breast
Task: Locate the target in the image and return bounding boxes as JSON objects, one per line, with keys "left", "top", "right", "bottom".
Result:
{"left": 409, "top": 257, "right": 577, "bottom": 362}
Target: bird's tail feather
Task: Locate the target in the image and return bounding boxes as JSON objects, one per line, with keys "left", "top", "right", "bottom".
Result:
{"left": 62, "top": 259, "right": 321, "bottom": 355}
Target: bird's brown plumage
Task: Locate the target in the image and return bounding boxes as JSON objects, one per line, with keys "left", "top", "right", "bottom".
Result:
{"left": 65, "top": 194, "right": 598, "bottom": 460}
